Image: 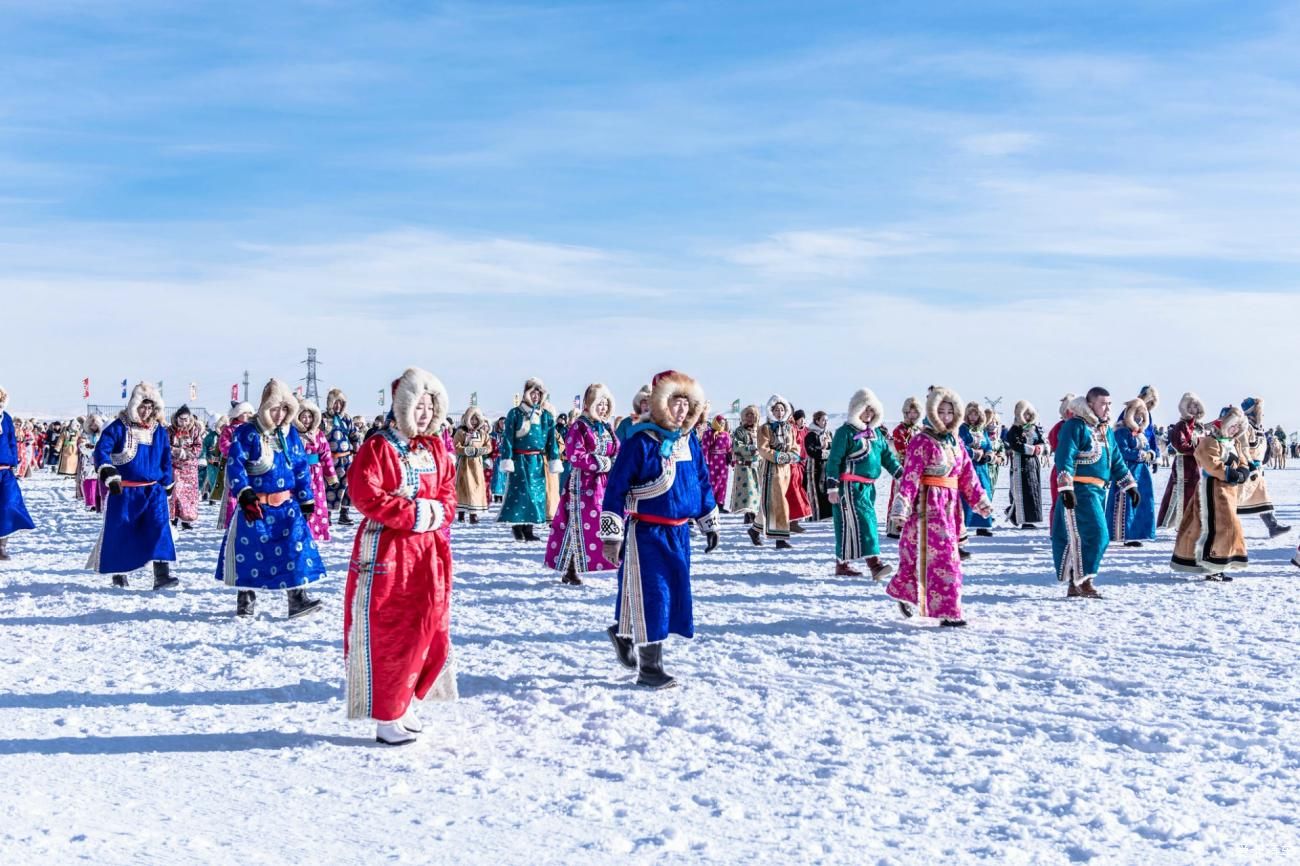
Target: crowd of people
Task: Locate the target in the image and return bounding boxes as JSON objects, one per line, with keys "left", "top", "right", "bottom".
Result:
{"left": 0, "top": 377, "right": 1295, "bottom": 747}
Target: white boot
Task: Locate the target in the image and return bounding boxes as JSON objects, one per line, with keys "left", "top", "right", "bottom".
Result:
{"left": 375, "top": 721, "right": 418, "bottom": 746}
{"left": 400, "top": 702, "right": 423, "bottom": 734}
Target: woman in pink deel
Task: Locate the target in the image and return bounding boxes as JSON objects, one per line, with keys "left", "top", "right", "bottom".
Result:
{"left": 545, "top": 383, "right": 620, "bottom": 585}
{"left": 886, "top": 386, "right": 993, "bottom": 628}
{"left": 294, "top": 399, "right": 339, "bottom": 542}
{"left": 701, "top": 414, "right": 731, "bottom": 511}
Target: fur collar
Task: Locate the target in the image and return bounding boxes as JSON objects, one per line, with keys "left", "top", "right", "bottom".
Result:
{"left": 1119, "top": 398, "right": 1149, "bottom": 433}
{"left": 1068, "top": 396, "right": 1101, "bottom": 427}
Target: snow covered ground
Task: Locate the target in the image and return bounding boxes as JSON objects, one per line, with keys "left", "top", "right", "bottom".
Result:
{"left": 2, "top": 469, "right": 1299, "bottom": 865}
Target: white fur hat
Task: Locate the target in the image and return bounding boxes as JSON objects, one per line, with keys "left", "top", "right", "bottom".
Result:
{"left": 392, "top": 367, "right": 450, "bottom": 438}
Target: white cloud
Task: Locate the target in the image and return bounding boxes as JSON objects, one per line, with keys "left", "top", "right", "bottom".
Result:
{"left": 958, "top": 132, "right": 1040, "bottom": 157}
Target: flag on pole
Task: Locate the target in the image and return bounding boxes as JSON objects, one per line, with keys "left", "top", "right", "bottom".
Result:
{"left": 295, "top": 385, "right": 305, "bottom": 398}
{"left": 378, "top": 388, "right": 385, "bottom": 407}
{"left": 730, "top": 399, "right": 741, "bottom": 413}
{"left": 230, "top": 384, "right": 239, "bottom": 402}
{"left": 121, "top": 379, "right": 128, "bottom": 399}
{"left": 82, "top": 378, "right": 90, "bottom": 400}
{"left": 189, "top": 383, "right": 197, "bottom": 401}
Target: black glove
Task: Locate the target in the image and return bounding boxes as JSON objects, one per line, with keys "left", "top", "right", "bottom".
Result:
{"left": 237, "top": 488, "right": 263, "bottom": 522}
{"left": 1060, "top": 489, "right": 1076, "bottom": 510}
{"left": 299, "top": 501, "right": 315, "bottom": 518}
{"left": 99, "top": 466, "right": 122, "bottom": 495}
{"left": 1127, "top": 487, "right": 1141, "bottom": 509}
{"left": 705, "top": 531, "right": 719, "bottom": 553}
{"left": 1228, "top": 466, "right": 1250, "bottom": 485}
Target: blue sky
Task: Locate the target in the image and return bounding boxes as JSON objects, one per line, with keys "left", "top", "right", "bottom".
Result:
{"left": 3, "top": 1, "right": 1299, "bottom": 424}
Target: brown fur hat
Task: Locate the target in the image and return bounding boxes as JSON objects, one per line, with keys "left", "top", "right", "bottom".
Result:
{"left": 294, "top": 399, "right": 323, "bottom": 436}
{"left": 847, "top": 388, "right": 883, "bottom": 430}
{"left": 925, "top": 387, "right": 964, "bottom": 436}
{"left": 124, "top": 381, "right": 165, "bottom": 427}
{"left": 649, "top": 370, "right": 706, "bottom": 431}
{"left": 582, "top": 383, "right": 615, "bottom": 421}
{"left": 1178, "top": 392, "right": 1205, "bottom": 421}
{"left": 1014, "top": 400, "right": 1037, "bottom": 426}
{"left": 256, "top": 379, "right": 298, "bottom": 433}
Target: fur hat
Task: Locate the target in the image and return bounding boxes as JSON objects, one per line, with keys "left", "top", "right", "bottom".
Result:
{"left": 325, "top": 388, "right": 347, "bottom": 413}
{"left": 630, "top": 384, "right": 653, "bottom": 418}
{"left": 124, "top": 381, "right": 165, "bottom": 426}
{"left": 985, "top": 410, "right": 1003, "bottom": 430}
{"left": 765, "top": 394, "right": 792, "bottom": 423}
{"left": 0, "top": 385, "right": 8, "bottom": 414}
{"left": 900, "top": 396, "right": 921, "bottom": 421}
{"left": 1242, "top": 396, "right": 1262, "bottom": 421}
{"left": 256, "top": 379, "right": 299, "bottom": 433}
{"left": 963, "top": 401, "right": 985, "bottom": 430}
{"left": 230, "top": 402, "right": 255, "bottom": 421}
{"left": 1178, "top": 392, "right": 1205, "bottom": 421}
{"left": 740, "top": 403, "right": 760, "bottom": 426}
{"left": 1139, "top": 385, "right": 1159, "bottom": 410}
{"left": 1014, "top": 400, "right": 1037, "bottom": 426}
{"left": 582, "top": 383, "right": 615, "bottom": 421}
{"left": 171, "top": 404, "right": 194, "bottom": 427}
{"left": 460, "top": 405, "right": 486, "bottom": 430}
{"left": 847, "top": 388, "right": 883, "bottom": 430}
{"left": 925, "top": 387, "right": 964, "bottom": 436}
{"left": 1068, "top": 395, "right": 1101, "bottom": 427}
{"left": 1119, "top": 398, "right": 1149, "bottom": 432}
{"left": 294, "top": 399, "right": 323, "bottom": 436}
{"left": 522, "top": 377, "right": 547, "bottom": 402}
{"left": 1218, "top": 405, "right": 1247, "bottom": 437}
{"left": 648, "top": 370, "right": 706, "bottom": 431}
{"left": 1059, "top": 393, "right": 1076, "bottom": 420}
{"left": 392, "top": 367, "right": 449, "bottom": 439}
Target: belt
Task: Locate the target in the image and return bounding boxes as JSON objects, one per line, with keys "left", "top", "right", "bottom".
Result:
{"left": 257, "top": 491, "right": 293, "bottom": 507}
{"left": 1073, "top": 476, "right": 1105, "bottom": 487}
{"left": 305, "top": 454, "right": 320, "bottom": 465}
{"left": 921, "top": 476, "right": 957, "bottom": 489}
{"left": 630, "top": 512, "right": 689, "bottom": 527}
{"left": 840, "top": 473, "right": 878, "bottom": 484}
{"left": 121, "top": 480, "right": 156, "bottom": 488}
{"left": 0, "top": 465, "right": 10, "bottom": 471}
{"left": 515, "top": 449, "right": 542, "bottom": 455}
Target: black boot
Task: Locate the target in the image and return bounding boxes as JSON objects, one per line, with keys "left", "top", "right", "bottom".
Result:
{"left": 940, "top": 619, "right": 968, "bottom": 628}
{"left": 635, "top": 642, "right": 676, "bottom": 690}
{"left": 743, "top": 513, "right": 754, "bottom": 525}
{"left": 457, "top": 511, "right": 466, "bottom": 523}
{"left": 469, "top": 513, "right": 478, "bottom": 525}
{"left": 975, "top": 528, "right": 993, "bottom": 538}
{"left": 511, "top": 524, "right": 525, "bottom": 541}
{"left": 0, "top": 538, "right": 8, "bottom": 561}
{"left": 521, "top": 524, "right": 540, "bottom": 542}
{"left": 747, "top": 525, "right": 763, "bottom": 546}
{"left": 151, "top": 561, "right": 179, "bottom": 591}
{"left": 286, "top": 588, "right": 323, "bottom": 619}
{"left": 180, "top": 522, "right": 194, "bottom": 530}
{"left": 958, "top": 547, "right": 972, "bottom": 560}
{"left": 337, "top": 507, "right": 354, "bottom": 526}
{"left": 562, "top": 561, "right": 583, "bottom": 586}
{"left": 111, "top": 574, "right": 129, "bottom": 589}
{"left": 236, "top": 590, "right": 256, "bottom": 617}
{"left": 607, "top": 625, "right": 636, "bottom": 669}
{"left": 1123, "top": 540, "right": 1143, "bottom": 548}
{"left": 775, "top": 539, "right": 793, "bottom": 550}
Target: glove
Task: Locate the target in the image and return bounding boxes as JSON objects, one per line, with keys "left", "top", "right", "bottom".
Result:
{"left": 705, "top": 531, "right": 719, "bottom": 553}
{"left": 238, "top": 488, "right": 263, "bottom": 522}
{"left": 100, "top": 466, "right": 122, "bottom": 495}
{"left": 602, "top": 539, "right": 622, "bottom": 565}
{"left": 1229, "top": 466, "right": 1250, "bottom": 485}
{"left": 300, "top": 501, "right": 315, "bottom": 518}
{"left": 1127, "top": 487, "right": 1141, "bottom": 509}
{"left": 827, "top": 489, "right": 840, "bottom": 505}
{"left": 1060, "top": 489, "right": 1076, "bottom": 510}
